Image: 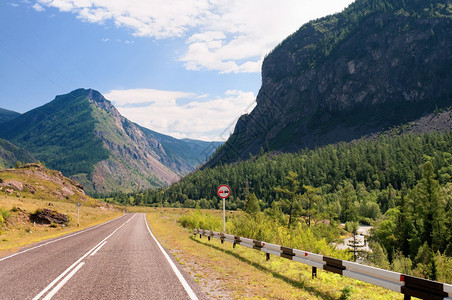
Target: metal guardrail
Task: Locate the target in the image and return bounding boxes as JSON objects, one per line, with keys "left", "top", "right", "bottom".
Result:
{"left": 194, "top": 229, "right": 452, "bottom": 300}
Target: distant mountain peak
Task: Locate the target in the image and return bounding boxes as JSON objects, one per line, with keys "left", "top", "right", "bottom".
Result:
{"left": 0, "top": 89, "right": 221, "bottom": 193}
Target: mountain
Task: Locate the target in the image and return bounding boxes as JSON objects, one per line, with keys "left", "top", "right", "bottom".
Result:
{"left": 206, "top": 0, "right": 452, "bottom": 167}
{"left": 139, "top": 125, "right": 222, "bottom": 169}
{"left": 0, "top": 89, "right": 220, "bottom": 193}
{"left": 0, "top": 138, "right": 36, "bottom": 169}
{"left": 0, "top": 108, "right": 20, "bottom": 123}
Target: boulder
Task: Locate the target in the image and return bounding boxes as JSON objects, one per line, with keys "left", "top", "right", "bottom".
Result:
{"left": 30, "top": 209, "right": 69, "bottom": 225}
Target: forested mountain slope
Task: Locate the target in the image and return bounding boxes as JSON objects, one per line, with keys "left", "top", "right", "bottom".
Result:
{"left": 0, "top": 138, "right": 36, "bottom": 169}
{"left": 0, "top": 108, "right": 20, "bottom": 124}
{"left": 123, "top": 131, "right": 452, "bottom": 210}
{"left": 0, "top": 89, "right": 219, "bottom": 193}
{"left": 206, "top": 0, "right": 452, "bottom": 167}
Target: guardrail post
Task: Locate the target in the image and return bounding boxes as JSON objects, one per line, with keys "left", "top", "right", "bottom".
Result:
{"left": 208, "top": 236, "right": 210, "bottom": 241}
{"left": 403, "top": 295, "right": 411, "bottom": 300}
{"left": 266, "top": 253, "right": 270, "bottom": 261}
{"left": 312, "top": 267, "right": 317, "bottom": 279}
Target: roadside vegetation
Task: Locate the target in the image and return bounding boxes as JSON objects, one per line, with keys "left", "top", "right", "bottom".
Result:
{"left": 141, "top": 207, "right": 402, "bottom": 299}
{"left": 104, "top": 132, "right": 452, "bottom": 283}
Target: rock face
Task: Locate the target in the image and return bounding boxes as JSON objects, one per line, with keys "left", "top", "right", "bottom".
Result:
{"left": 206, "top": 0, "right": 452, "bottom": 167}
{"left": 0, "top": 163, "right": 89, "bottom": 201}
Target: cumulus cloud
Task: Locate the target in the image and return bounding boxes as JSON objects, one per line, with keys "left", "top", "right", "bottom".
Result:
{"left": 34, "top": 0, "right": 354, "bottom": 73}
{"left": 105, "top": 88, "right": 256, "bottom": 141}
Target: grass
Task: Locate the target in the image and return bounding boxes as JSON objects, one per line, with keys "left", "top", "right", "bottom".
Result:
{"left": 0, "top": 196, "right": 122, "bottom": 255}
{"left": 135, "top": 207, "right": 403, "bottom": 299}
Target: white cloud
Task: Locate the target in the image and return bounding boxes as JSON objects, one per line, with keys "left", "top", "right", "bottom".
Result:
{"left": 34, "top": 0, "right": 355, "bottom": 73}
{"left": 105, "top": 88, "right": 256, "bottom": 141}
{"left": 32, "top": 3, "right": 45, "bottom": 11}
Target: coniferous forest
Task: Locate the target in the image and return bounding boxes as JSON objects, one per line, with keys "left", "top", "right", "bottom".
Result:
{"left": 101, "top": 132, "right": 452, "bottom": 282}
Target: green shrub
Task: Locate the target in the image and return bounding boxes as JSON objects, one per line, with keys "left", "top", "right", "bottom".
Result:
{"left": 339, "top": 286, "right": 354, "bottom": 300}
{"left": 183, "top": 210, "right": 348, "bottom": 259}
{"left": 0, "top": 208, "right": 11, "bottom": 224}
{"left": 179, "top": 210, "right": 222, "bottom": 231}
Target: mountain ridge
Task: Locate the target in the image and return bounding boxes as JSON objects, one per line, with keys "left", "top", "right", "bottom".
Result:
{"left": 205, "top": 0, "right": 452, "bottom": 167}
{"left": 0, "top": 108, "right": 20, "bottom": 124}
{"left": 0, "top": 138, "right": 36, "bottom": 169}
{"left": 0, "top": 88, "right": 220, "bottom": 193}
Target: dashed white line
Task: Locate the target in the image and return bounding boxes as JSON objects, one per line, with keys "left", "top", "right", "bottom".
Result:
{"left": 0, "top": 214, "right": 126, "bottom": 262}
{"left": 33, "top": 214, "right": 136, "bottom": 300}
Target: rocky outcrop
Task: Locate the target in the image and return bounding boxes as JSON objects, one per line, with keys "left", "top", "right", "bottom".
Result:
{"left": 30, "top": 208, "right": 69, "bottom": 225}
{"left": 206, "top": 0, "right": 452, "bottom": 167}
{"left": 0, "top": 163, "right": 89, "bottom": 201}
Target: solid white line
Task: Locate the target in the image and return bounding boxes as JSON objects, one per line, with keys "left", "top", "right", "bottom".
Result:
{"left": 33, "top": 214, "right": 136, "bottom": 300}
{"left": 90, "top": 241, "right": 107, "bottom": 256}
{"left": 42, "top": 262, "right": 85, "bottom": 300}
{"left": 143, "top": 214, "right": 199, "bottom": 300}
{"left": 0, "top": 214, "right": 126, "bottom": 262}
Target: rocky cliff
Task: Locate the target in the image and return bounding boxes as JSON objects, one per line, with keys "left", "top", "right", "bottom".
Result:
{"left": 206, "top": 0, "right": 452, "bottom": 167}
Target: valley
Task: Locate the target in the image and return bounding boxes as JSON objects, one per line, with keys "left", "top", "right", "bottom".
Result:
{"left": 1, "top": 0, "right": 451, "bottom": 298}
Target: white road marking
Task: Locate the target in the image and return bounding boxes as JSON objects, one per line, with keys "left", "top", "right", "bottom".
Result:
{"left": 33, "top": 214, "right": 136, "bottom": 300}
{"left": 0, "top": 214, "right": 126, "bottom": 262}
{"left": 143, "top": 214, "right": 199, "bottom": 300}
{"left": 42, "top": 262, "right": 85, "bottom": 300}
{"left": 90, "top": 241, "right": 107, "bottom": 256}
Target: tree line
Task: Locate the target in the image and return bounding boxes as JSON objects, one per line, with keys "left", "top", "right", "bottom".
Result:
{"left": 98, "top": 132, "right": 452, "bottom": 281}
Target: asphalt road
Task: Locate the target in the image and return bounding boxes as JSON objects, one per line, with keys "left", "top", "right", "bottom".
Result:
{"left": 0, "top": 213, "right": 205, "bottom": 299}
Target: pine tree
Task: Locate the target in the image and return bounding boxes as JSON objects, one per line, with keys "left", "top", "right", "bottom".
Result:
{"left": 396, "top": 184, "right": 412, "bottom": 256}
{"left": 301, "top": 185, "right": 321, "bottom": 227}
{"left": 274, "top": 171, "right": 302, "bottom": 228}
{"left": 412, "top": 161, "right": 445, "bottom": 252}
{"left": 339, "top": 181, "right": 358, "bottom": 222}
{"left": 245, "top": 193, "right": 260, "bottom": 215}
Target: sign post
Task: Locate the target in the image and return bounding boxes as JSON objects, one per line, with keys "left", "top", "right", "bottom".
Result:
{"left": 76, "top": 202, "right": 81, "bottom": 227}
{"left": 217, "top": 185, "right": 231, "bottom": 233}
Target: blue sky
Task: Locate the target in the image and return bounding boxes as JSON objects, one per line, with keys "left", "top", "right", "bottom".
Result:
{"left": 0, "top": 0, "right": 354, "bottom": 141}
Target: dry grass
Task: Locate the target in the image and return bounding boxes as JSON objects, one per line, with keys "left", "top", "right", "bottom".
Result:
{"left": 136, "top": 207, "right": 403, "bottom": 299}
{"left": 0, "top": 164, "right": 123, "bottom": 255}
{"left": 0, "top": 196, "right": 122, "bottom": 255}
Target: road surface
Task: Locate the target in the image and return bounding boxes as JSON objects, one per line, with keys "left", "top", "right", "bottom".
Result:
{"left": 0, "top": 213, "right": 204, "bottom": 299}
